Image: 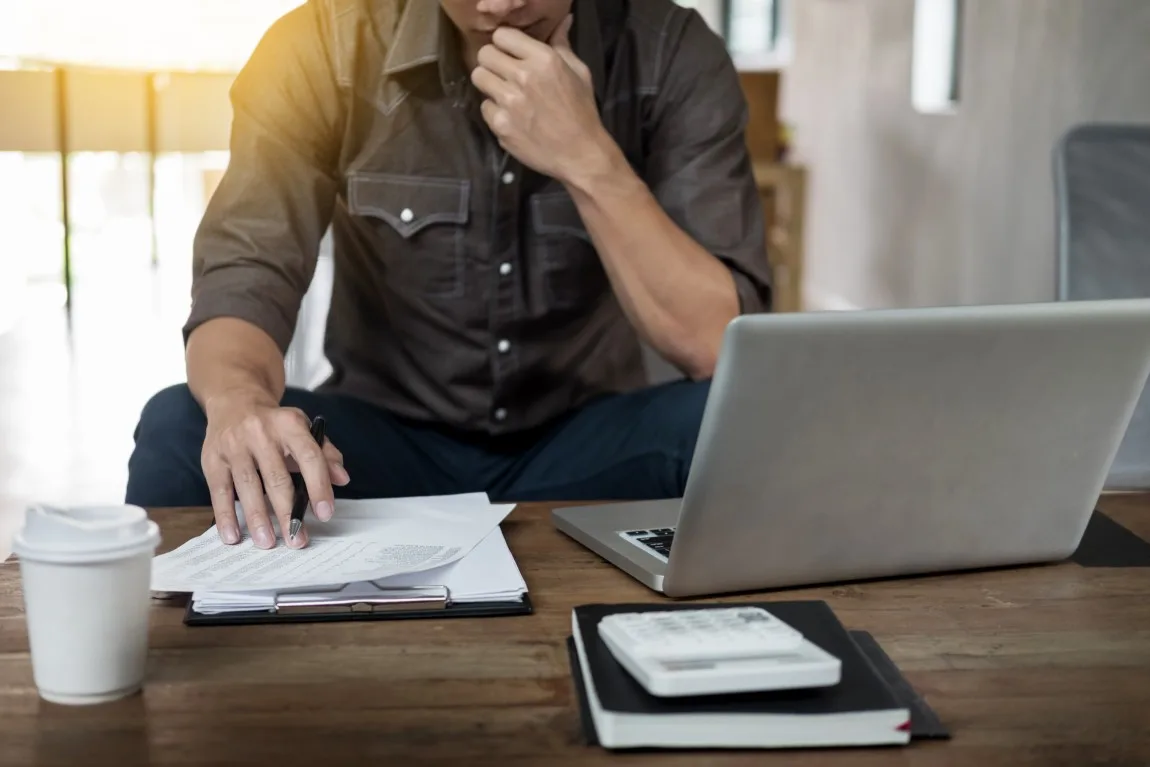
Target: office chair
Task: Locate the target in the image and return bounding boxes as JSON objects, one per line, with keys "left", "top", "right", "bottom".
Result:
{"left": 1054, "top": 123, "right": 1150, "bottom": 489}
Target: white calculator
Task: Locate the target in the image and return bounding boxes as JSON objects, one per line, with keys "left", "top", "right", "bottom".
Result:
{"left": 597, "top": 606, "right": 842, "bottom": 697}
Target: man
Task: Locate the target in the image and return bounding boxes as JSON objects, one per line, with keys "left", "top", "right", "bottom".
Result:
{"left": 126, "top": 0, "right": 771, "bottom": 549}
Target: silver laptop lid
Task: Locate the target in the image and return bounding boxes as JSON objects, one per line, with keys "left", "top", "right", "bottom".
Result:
{"left": 662, "top": 299, "right": 1150, "bottom": 597}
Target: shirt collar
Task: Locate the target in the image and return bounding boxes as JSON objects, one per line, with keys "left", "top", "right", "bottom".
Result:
{"left": 382, "top": 0, "right": 608, "bottom": 103}
{"left": 382, "top": 0, "right": 442, "bottom": 77}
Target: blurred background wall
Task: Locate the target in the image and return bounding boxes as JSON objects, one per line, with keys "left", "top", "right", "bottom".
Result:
{"left": 783, "top": 0, "right": 1150, "bottom": 311}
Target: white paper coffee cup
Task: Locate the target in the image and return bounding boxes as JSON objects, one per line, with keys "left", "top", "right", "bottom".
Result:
{"left": 13, "top": 504, "right": 161, "bottom": 705}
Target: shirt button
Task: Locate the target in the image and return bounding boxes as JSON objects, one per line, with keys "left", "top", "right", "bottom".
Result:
{"left": 499, "top": 262, "right": 513, "bottom": 276}
{"left": 400, "top": 208, "right": 414, "bottom": 223}
{"left": 494, "top": 408, "right": 508, "bottom": 422}
{"left": 501, "top": 171, "right": 515, "bottom": 185}
{"left": 497, "top": 339, "right": 511, "bottom": 354}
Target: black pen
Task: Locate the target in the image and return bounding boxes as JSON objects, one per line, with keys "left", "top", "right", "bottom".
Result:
{"left": 288, "top": 415, "right": 326, "bottom": 541}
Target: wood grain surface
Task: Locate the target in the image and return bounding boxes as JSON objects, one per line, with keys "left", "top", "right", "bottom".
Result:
{"left": 2, "top": 497, "right": 1149, "bottom": 766}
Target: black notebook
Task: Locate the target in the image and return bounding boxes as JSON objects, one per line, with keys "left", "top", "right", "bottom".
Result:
{"left": 570, "top": 601, "right": 933, "bottom": 750}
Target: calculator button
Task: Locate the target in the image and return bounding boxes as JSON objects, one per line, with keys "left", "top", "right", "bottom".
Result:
{"left": 600, "top": 608, "right": 804, "bottom": 663}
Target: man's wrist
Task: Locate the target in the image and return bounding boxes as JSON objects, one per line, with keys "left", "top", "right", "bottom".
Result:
{"left": 559, "top": 128, "right": 638, "bottom": 201}
{"left": 203, "top": 385, "right": 278, "bottom": 420}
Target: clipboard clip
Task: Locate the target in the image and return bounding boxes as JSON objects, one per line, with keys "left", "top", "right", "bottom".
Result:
{"left": 273, "top": 584, "right": 450, "bottom": 615}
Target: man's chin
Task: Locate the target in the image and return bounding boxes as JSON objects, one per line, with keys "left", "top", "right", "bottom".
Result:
{"left": 526, "top": 17, "right": 565, "bottom": 42}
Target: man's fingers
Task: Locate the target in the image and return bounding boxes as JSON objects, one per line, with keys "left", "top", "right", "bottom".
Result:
{"left": 481, "top": 99, "right": 511, "bottom": 138}
{"left": 323, "top": 442, "right": 350, "bottom": 486}
{"left": 491, "top": 24, "right": 551, "bottom": 60}
{"left": 548, "top": 14, "right": 574, "bottom": 50}
{"left": 546, "top": 15, "right": 588, "bottom": 81}
{"left": 291, "top": 451, "right": 348, "bottom": 486}
{"left": 280, "top": 413, "right": 346, "bottom": 484}
{"left": 203, "top": 453, "right": 240, "bottom": 544}
{"left": 285, "top": 432, "right": 335, "bottom": 523}
{"left": 553, "top": 42, "right": 585, "bottom": 75}
{"left": 476, "top": 42, "right": 523, "bottom": 81}
{"left": 470, "top": 65, "right": 517, "bottom": 104}
{"left": 248, "top": 432, "right": 301, "bottom": 549}
{"left": 227, "top": 451, "right": 276, "bottom": 549}
{"left": 489, "top": 20, "right": 583, "bottom": 86}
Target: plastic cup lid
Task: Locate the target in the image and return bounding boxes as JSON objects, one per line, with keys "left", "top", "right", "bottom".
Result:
{"left": 12, "top": 504, "right": 161, "bottom": 564}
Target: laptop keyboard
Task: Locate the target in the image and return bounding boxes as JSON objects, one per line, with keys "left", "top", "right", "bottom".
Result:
{"left": 618, "top": 526, "right": 677, "bottom": 561}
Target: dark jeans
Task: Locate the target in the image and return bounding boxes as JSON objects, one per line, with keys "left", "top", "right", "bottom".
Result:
{"left": 124, "top": 379, "right": 711, "bottom": 506}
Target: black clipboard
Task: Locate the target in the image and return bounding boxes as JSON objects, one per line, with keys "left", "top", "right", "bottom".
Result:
{"left": 183, "top": 583, "right": 533, "bottom": 626}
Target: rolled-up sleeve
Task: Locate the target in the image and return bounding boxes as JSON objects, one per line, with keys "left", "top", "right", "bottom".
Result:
{"left": 183, "top": 0, "right": 345, "bottom": 353}
{"left": 643, "top": 10, "right": 772, "bottom": 314}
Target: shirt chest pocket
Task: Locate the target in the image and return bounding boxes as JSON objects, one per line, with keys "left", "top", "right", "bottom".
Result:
{"left": 347, "top": 172, "right": 470, "bottom": 298}
{"left": 530, "top": 191, "right": 608, "bottom": 309}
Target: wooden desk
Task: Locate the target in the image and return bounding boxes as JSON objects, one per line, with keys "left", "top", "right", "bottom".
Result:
{"left": 2, "top": 497, "right": 1150, "bottom": 766}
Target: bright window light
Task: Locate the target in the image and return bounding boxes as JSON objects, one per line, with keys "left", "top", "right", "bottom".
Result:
{"left": 912, "top": 0, "right": 963, "bottom": 114}
{"left": 675, "top": 0, "right": 726, "bottom": 35}
{"left": 675, "top": 0, "right": 791, "bottom": 70}
{"left": 0, "top": 0, "right": 302, "bottom": 71}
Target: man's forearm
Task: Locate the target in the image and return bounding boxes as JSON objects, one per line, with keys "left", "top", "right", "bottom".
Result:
{"left": 562, "top": 133, "right": 740, "bottom": 380}
{"left": 186, "top": 317, "right": 287, "bottom": 417}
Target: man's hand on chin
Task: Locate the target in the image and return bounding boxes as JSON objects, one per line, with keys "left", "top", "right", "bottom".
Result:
{"left": 470, "top": 15, "right": 620, "bottom": 186}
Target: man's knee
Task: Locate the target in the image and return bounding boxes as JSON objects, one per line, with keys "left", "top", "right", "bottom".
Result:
{"left": 634, "top": 379, "right": 712, "bottom": 496}
{"left": 648, "top": 379, "right": 711, "bottom": 451}
{"left": 126, "top": 384, "right": 210, "bottom": 507}
{"left": 134, "top": 384, "right": 206, "bottom": 440}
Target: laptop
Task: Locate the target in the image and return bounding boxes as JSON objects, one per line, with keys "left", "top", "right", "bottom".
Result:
{"left": 552, "top": 298, "right": 1150, "bottom": 597}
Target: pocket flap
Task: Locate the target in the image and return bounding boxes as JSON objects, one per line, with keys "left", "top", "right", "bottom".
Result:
{"left": 531, "top": 191, "right": 591, "bottom": 241}
{"left": 348, "top": 172, "right": 470, "bottom": 237}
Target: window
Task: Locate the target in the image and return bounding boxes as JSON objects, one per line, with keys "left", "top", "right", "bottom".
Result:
{"left": 912, "top": 0, "right": 963, "bottom": 114}
{"left": 675, "top": 0, "right": 726, "bottom": 33}
{"left": 0, "top": 0, "right": 301, "bottom": 71}
{"left": 0, "top": 152, "right": 63, "bottom": 284}
{"left": 0, "top": 0, "right": 301, "bottom": 304}
{"left": 675, "top": 0, "right": 792, "bottom": 70}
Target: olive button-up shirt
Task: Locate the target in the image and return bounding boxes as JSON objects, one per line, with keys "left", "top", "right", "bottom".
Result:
{"left": 184, "top": 0, "right": 772, "bottom": 434}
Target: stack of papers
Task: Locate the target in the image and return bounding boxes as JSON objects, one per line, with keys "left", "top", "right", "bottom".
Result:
{"left": 150, "top": 493, "right": 526, "bottom": 614}
{"left": 191, "top": 526, "right": 526, "bottom": 614}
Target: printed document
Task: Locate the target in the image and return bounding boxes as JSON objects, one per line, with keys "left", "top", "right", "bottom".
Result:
{"left": 191, "top": 525, "right": 527, "bottom": 614}
{"left": 151, "top": 493, "right": 514, "bottom": 593}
